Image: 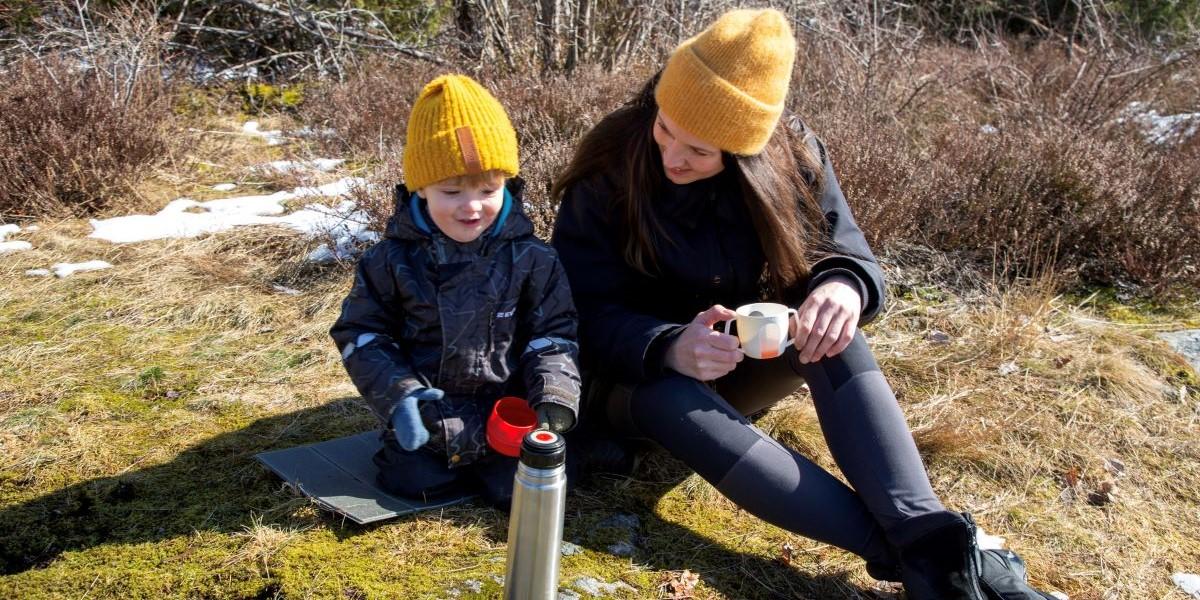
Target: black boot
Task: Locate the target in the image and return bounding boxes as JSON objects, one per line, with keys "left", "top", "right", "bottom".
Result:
{"left": 896, "top": 511, "right": 986, "bottom": 600}
{"left": 978, "top": 548, "right": 1059, "bottom": 600}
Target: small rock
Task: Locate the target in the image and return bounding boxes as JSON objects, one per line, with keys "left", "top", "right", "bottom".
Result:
{"left": 25, "top": 269, "right": 51, "bottom": 277}
{"left": 490, "top": 574, "right": 504, "bottom": 585}
{"left": 572, "top": 577, "right": 636, "bottom": 597}
{"left": 560, "top": 541, "right": 583, "bottom": 556}
{"left": 165, "top": 390, "right": 181, "bottom": 399}
{"left": 980, "top": 124, "right": 999, "bottom": 134}
{"left": 598, "top": 513, "right": 639, "bottom": 531}
{"left": 1049, "top": 593, "right": 1069, "bottom": 600}
{"left": 607, "top": 540, "right": 635, "bottom": 557}
{"left": 558, "top": 591, "right": 582, "bottom": 600}
{"left": 998, "top": 361, "right": 1019, "bottom": 376}
{"left": 212, "top": 183, "right": 237, "bottom": 192}
{"left": 1103, "top": 458, "right": 1126, "bottom": 477}
{"left": 1159, "top": 329, "right": 1200, "bottom": 374}
{"left": 462, "top": 580, "right": 482, "bottom": 593}
{"left": 927, "top": 330, "right": 951, "bottom": 345}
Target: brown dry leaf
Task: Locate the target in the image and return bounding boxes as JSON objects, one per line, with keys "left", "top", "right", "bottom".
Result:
{"left": 660, "top": 569, "right": 700, "bottom": 599}
{"left": 1054, "top": 355, "right": 1072, "bottom": 368}
{"left": 1064, "top": 466, "right": 1080, "bottom": 488}
{"left": 779, "top": 542, "right": 796, "bottom": 566}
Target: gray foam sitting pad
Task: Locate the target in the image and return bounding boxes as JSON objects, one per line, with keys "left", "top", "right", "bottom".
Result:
{"left": 255, "top": 430, "right": 475, "bottom": 524}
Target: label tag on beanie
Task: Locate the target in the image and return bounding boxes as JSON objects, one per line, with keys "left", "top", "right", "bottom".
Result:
{"left": 455, "top": 126, "right": 483, "bottom": 174}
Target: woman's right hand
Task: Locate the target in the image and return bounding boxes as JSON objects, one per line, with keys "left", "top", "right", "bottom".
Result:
{"left": 665, "top": 305, "right": 743, "bottom": 381}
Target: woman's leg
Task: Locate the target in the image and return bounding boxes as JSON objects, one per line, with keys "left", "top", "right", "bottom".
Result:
{"left": 784, "top": 332, "right": 947, "bottom": 546}
{"left": 613, "top": 372, "right": 897, "bottom": 571}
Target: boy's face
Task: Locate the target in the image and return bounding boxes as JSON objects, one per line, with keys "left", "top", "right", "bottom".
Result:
{"left": 418, "top": 172, "right": 506, "bottom": 243}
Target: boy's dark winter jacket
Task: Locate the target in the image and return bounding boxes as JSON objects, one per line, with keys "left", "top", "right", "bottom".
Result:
{"left": 330, "top": 179, "right": 581, "bottom": 468}
{"left": 551, "top": 120, "right": 885, "bottom": 384}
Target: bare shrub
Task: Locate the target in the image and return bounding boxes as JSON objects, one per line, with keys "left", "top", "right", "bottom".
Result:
{"left": 0, "top": 4, "right": 180, "bottom": 220}
{"left": 0, "top": 57, "right": 178, "bottom": 219}
{"left": 795, "top": 34, "right": 1200, "bottom": 294}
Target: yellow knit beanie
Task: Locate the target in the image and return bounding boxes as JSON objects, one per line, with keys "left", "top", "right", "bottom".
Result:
{"left": 655, "top": 9, "right": 796, "bottom": 156}
{"left": 403, "top": 74, "right": 519, "bottom": 191}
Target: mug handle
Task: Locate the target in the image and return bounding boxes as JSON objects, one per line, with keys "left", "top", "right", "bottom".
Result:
{"left": 784, "top": 308, "right": 798, "bottom": 348}
{"left": 714, "top": 319, "right": 735, "bottom": 336}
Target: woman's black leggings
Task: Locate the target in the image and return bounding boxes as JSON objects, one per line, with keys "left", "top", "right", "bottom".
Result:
{"left": 605, "top": 332, "right": 945, "bottom": 571}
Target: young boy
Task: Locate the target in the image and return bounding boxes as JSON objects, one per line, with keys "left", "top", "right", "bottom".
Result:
{"left": 330, "top": 74, "right": 580, "bottom": 507}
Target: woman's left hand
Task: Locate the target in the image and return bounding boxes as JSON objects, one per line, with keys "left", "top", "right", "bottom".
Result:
{"left": 791, "top": 276, "right": 862, "bottom": 364}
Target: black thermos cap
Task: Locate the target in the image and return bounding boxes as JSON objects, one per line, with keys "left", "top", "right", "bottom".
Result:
{"left": 520, "top": 430, "right": 566, "bottom": 469}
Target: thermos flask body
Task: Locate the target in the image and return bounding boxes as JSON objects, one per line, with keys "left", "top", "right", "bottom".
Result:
{"left": 503, "top": 430, "right": 567, "bottom": 600}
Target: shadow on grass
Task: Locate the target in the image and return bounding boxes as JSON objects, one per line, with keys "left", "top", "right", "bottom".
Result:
{"left": 0, "top": 398, "right": 377, "bottom": 575}
{"left": 564, "top": 450, "right": 883, "bottom": 600}
{"left": 1, "top": 399, "right": 877, "bottom": 598}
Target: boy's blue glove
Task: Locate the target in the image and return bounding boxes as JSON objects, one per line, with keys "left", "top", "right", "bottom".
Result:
{"left": 390, "top": 387, "right": 444, "bottom": 451}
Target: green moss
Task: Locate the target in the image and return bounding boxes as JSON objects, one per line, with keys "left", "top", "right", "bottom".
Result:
{"left": 241, "top": 83, "right": 305, "bottom": 115}
{"left": 1067, "top": 286, "right": 1200, "bottom": 327}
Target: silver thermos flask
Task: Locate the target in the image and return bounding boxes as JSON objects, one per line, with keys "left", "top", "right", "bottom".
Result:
{"left": 502, "top": 430, "right": 567, "bottom": 600}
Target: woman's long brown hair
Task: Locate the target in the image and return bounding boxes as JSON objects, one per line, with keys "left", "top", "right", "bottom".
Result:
{"left": 551, "top": 73, "right": 828, "bottom": 296}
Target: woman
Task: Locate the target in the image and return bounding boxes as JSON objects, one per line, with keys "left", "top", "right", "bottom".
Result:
{"left": 551, "top": 8, "right": 1054, "bottom": 599}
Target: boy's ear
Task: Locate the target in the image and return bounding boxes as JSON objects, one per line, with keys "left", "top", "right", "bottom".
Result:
{"left": 414, "top": 188, "right": 426, "bottom": 199}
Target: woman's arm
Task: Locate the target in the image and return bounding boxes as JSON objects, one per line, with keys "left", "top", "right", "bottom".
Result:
{"left": 796, "top": 121, "right": 887, "bottom": 325}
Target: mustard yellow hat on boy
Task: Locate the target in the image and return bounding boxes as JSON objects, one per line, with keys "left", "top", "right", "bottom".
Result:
{"left": 404, "top": 74, "right": 519, "bottom": 191}
{"left": 655, "top": 8, "right": 796, "bottom": 156}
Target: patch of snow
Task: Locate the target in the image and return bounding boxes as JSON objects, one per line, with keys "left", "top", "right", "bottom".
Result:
{"left": 1176, "top": 572, "right": 1200, "bottom": 598}
{"left": 560, "top": 541, "right": 583, "bottom": 556}
{"left": 26, "top": 268, "right": 52, "bottom": 277}
{"left": 0, "top": 241, "right": 32, "bottom": 254}
{"left": 23, "top": 225, "right": 39, "bottom": 232}
{"left": 52, "top": 260, "right": 112, "bottom": 278}
{"left": 980, "top": 124, "right": 999, "bottom": 134}
{"left": 212, "top": 183, "right": 238, "bottom": 192}
{"left": 272, "top": 285, "right": 302, "bottom": 296}
{"left": 0, "top": 224, "right": 19, "bottom": 239}
{"left": 461, "top": 580, "right": 482, "bottom": 593}
{"left": 1049, "top": 593, "right": 1069, "bottom": 600}
{"left": 1117, "top": 102, "right": 1200, "bottom": 145}
{"left": 293, "top": 126, "right": 338, "bottom": 138}
{"left": 975, "top": 527, "right": 1006, "bottom": 550}
{"left": 242, "top": 120, "right": 287, "bottom": 146}
{"left": 256, "top": 158, "right": 345, "bottom": 174}
{"left": 88, "top": 177, "right": 377, "bottom": 263}
{"left": 558, "top": 591, "right": 582, "bottom": 600}
{"left": 998, "top": 361, "right": 1019, "bottom": 376}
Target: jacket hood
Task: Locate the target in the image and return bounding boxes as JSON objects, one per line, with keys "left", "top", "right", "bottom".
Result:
{"left": 386, "top": 177, "right": 533, "bottom": 243}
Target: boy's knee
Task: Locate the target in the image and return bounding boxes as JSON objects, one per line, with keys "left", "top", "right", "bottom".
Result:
{"left": 373, "top": 442, "right": 464, "bottom": 500}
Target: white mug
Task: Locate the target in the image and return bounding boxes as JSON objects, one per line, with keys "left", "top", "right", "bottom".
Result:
{"left": 715, "top": 302, "right": 797, "bottom": 360}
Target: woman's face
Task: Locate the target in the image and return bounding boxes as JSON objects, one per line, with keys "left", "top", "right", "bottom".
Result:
{"left": 652, "top": 110, "right": 724, "bottom": 184}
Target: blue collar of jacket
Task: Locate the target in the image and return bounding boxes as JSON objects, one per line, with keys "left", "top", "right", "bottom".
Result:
{"left": 386, "top": 177, "right": 533, "bottom": 243}
{"left": 408, "top": 186, "right": 514, "bottom": 239}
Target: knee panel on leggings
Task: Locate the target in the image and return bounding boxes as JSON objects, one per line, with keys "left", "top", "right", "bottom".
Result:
{"left": 626, "top": 374, "right": 763, "bottom": 483}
